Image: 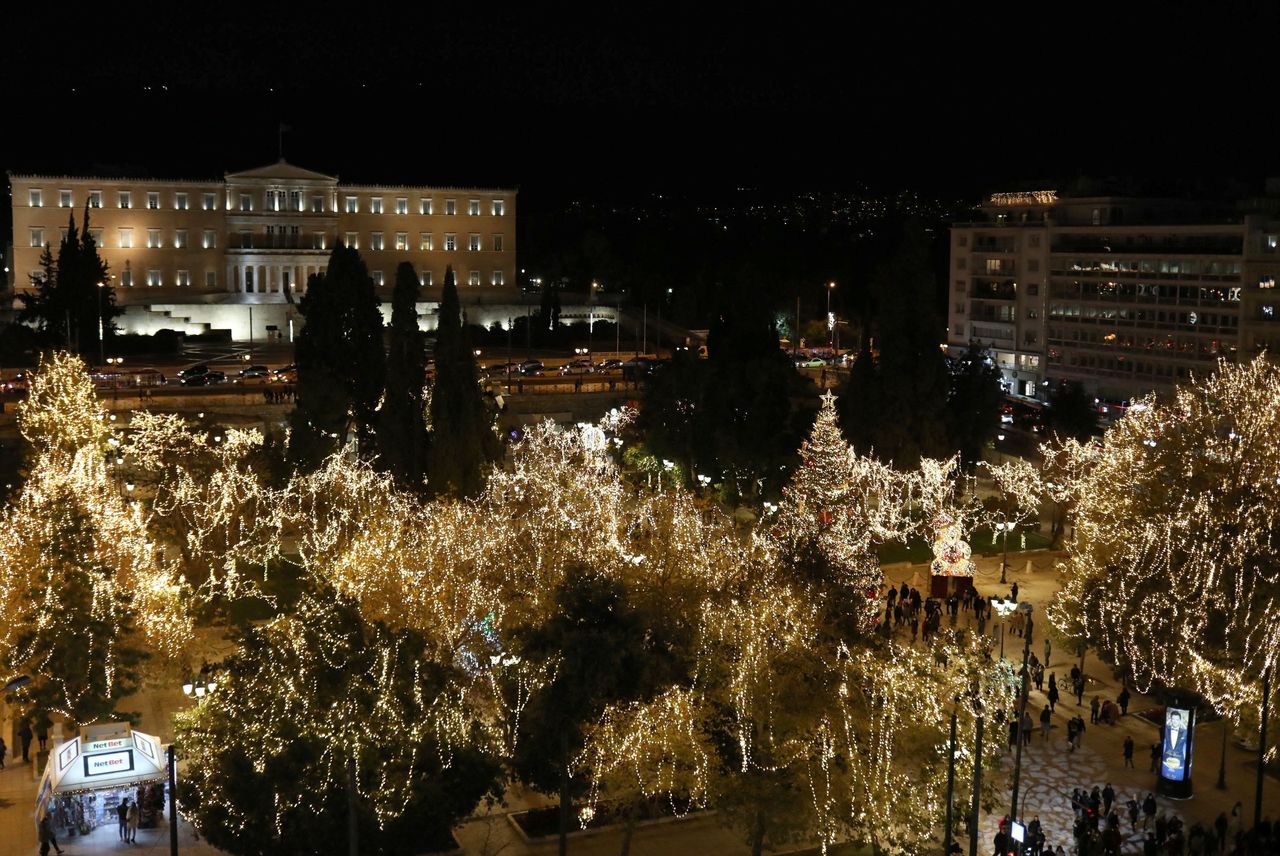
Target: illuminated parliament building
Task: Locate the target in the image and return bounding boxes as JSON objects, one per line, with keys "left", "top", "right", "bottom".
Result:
{"left": 7, "top": 160, "right": 518, "bottom": 340}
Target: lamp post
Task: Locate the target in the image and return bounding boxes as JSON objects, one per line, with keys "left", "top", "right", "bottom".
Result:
{"left": 826, "top": 281, "right": 836, "bottom": 349}
{"left": 167, "top": 743, "right": 179, "bottom": 856}
{"left": 1255, "top": 665, "right": 1272, "bottom": 827}
{"left": 1009, "top": 609, "right": 1034, "bottom": 828}
{"left": 944, "top": 706, "right": 958, "bottom": 855}
{"left": 992, "top": 597, "right": 1017, "bottom": 660}
{"left": 968, "top": 700, "right": 986, "bottom": 856}
{"left": 97, "top": 281, "right": 106, "bottom": 366}
{"left": 996, "top": 518, "right": 1012, "bottom": 584}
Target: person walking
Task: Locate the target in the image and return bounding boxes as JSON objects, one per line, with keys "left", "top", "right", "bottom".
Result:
{"left": 1066, "top": 717, "right": 1079, "bottom": 752}
{"left": 1072, "top": 715, "right": 1086, "bottom": 751}
{"left": 18, "top": 720, "right": 33, "bottom": 763}
{"left": 1127, "top": 796, "right": 1141, "bottom": 831}
{"left": 1123, "top": 735, "right": 1135, "bottom": 768}
{"left": 36, "top": 714, "right": 50, "bottom": 752}
{"left": 127, "top": 799, "right": 140, "bottom": 843}
{"left": 1074, "top": 675, "right": 1086, "bottom": 706}
{"left": 1102, "top": 783, "right": 1115, "bottom": 815}
{"left": 1118, "top": 687, "right": 1131, "bottom": 716}
{"left": 1091, "top": 695, "right": 1101, "bottom": 724}
{"left": 1011, "top": 581, "right": 1020, "bottom": 602}
{"left": 117, "top": 797, "right": 131, "bottom": 840}
{"left": 1022, "top": 709, "right": 1034, "bottom": 746}
{"left": 0, "top": 736, "right": 6, "bottom": 769}
{"left": 1142, "top": 793, "right": 1157, "bottom": 829}
{"left": 1034, "top": 662, "right": 1045, "bottom": 691}
{"left": 38, "top": 813, "right": 63, "bottom": 855}
{"left": 1149, "top": 742, "right": 1161, "bottom": 773}
{"left": 1040, "top": 704, "right": 1052, "bottom": 740}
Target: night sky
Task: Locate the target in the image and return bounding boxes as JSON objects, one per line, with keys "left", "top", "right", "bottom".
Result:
{"left": 4, "top": 8, "right": 1279, "bottom": 202}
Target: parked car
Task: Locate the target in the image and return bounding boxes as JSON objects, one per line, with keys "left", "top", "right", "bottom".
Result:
{"left": 177, "top": 364, "right": 210, "bottom": 379}
{"left": 272, "top": 364, "right": 298, "bottom": 382}
{"left": 596, "top": 359, "right": 624, "bottom": 372}
{"left": 796, "top": 358, "right": 826, "bottom": 368}
{"left": 519, "top": 360, "right": 545, "bottom": 376}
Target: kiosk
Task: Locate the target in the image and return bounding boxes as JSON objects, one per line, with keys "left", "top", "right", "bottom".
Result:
{"left": 35, "top": 723, "right": 169, "bottom": 838}
{"left": 1156, "top": 700, "right": 1196, "bottom": 799}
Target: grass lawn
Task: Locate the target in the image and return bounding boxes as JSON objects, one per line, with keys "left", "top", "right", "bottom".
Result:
{"left": 877, "top": 528, "right": 1054, "bottom": 566}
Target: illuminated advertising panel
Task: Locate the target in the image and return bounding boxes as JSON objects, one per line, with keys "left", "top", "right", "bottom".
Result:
{"left": 1161, "top": 706, "right": 1194, "bottom": 782}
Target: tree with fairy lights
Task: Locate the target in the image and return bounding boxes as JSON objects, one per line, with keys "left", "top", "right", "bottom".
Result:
{"left": 175, "top": 592, "right": 503, "bottom": 856}
{"left": 1049, "top": 356, "right": 1280, "bottom": 747}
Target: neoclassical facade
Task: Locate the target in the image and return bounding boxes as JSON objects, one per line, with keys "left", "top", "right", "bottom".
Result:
{"left": 7, "top": 160, "right": 517, "bottom": 339}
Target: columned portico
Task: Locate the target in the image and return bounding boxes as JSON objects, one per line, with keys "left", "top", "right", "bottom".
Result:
{"left": 226, "top": 253, "right": 326, "bottom": 295}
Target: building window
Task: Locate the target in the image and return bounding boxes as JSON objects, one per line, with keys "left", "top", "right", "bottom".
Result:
{"left": 148, "top": 192, "right": 160, "bottom": 210}
{"left": 420, "top": 198, "right": 432, "bottom": 215}
{"left": 957, "top": 258, "right": 966, "bottom": 270}
{"left": 177, "top": 270, "right": 191, "bottom": 287}
{"left": 175, "top": 192, "right": 188, "bottom": 210}
{"left": 1024, "top": 331, "right": 1038, "bottom": 345}
{"left": 468, "top": 270, "right": 481, "bottom": 286}
{"left": 345, "top": 196, "right": 358, "bottom": 213}
{"left": 311, "top": 195, "right": 325, "bottom": 213}
{"left": 203, "top": 192, "right": 217, "bottom": 211}
{"left": 28, "top": 189, "right": 42, "bottom": 208}
{"left": 957, "top": 236, "right": 967, "bottom": 247}
{"left": 245, "top": 268, "right": 255, "bottom": 292}
{"left": 239, "top": 193, "right": 252, "bottom": 212}
{"left": 1028, "top": 259, "right": 1040, "bottom": 272}
{"left": 118, "top": 191, "right": 131, "bottom": 209}
{"left": 469, "top": 234, "right": 481, "bottom": 252}
{"left": 372, "top": 271, "right": 385, "bottom": 287}
{"left": 147, "top": 270, "right": 162, "bottom": 287}
{"left": 118, "top": 228, "right": 133, "bottom": 248}
{"left": 396, "top": 198, "right": 408, "bottom": 215}
{"left": 370, "top": 198, "right": 383, "bottom": 214}
{"left": 371, "top": 233, "right": 384, "bottom": 251}
{"left": 1027, "top": 284, "right": 1039, "bottom": 296}
{"left": 492, "top": 199, "right": 505, "bottom": 216}
{"left": 395, "top": 233, "right": 408, "bottom": 251}
{"left": 147, "top": 229, "right": 161, "bottom": 249}
{"left": 88, "top": 229, "right": 102, "bottom": 245}
{"left": 420, "top": 233, "right": 433, "bottom": 251}
{"left": 59, "top": 190, "right": 73, "bottom": 208}
{"left": 174, "top": 230, "right": 188, "bottom": 249}
{"left": 445, "top": 199, "right": 456, "bottom": 216}
{"left": 312, "top": 232, "right": 326, "bottom": 250}
{"left": 86, "top": 190, "right": 101, "bottom": 208}
{"left": 419, "top": 270, "right": 433, "bottom": 286}
{"left": 493, "top": 234, "right": 504, "bottom": 252}
{"left": 468, "top": 199, "right": 480, "bottom": 216}
{"left": 205, "top": 270, "right": 217, "bottom": 287}
{"left": 29, "top": 228, "right": 43, "bottom": 247}
{"left": 1027, "top": 308, "right": 1039, "bottom": 319}
{"left": 120, "top": 269, "right": 132, "bottom": 287}
{"left": 492, "top": 271, "right": 504, "bottom": 286}
{"left": 203, "top": 230, "right": 217, "bottom": 249}
{"left": 345, "top": 232, "right": 358, "bottom": 249}
{"left": 444, "top": 234, "right": 457, "bottom": 251}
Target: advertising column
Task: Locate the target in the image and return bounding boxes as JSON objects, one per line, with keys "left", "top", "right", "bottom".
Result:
{"left": 1157, "top": 701, "right": 1195, "bottom": 798}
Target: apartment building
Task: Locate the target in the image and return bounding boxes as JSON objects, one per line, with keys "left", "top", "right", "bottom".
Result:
{"left": 7, "top": 160, "right": 517, "bottom": 338}
{"left": 947, "top": 189, "right": 1280, "bottom": 402}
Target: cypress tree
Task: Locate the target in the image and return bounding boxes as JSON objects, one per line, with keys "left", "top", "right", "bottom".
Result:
{"left": 18, "top": 207, "right": 116, "bottom": 357}
{"left": 378, "top": 262, "right": 429, "bottom": 488}
{"left": 289, "top": 243, "right": 387, "bottom": 468}
{"left": 427, "top": 265, "right": 499, "bottom": 496}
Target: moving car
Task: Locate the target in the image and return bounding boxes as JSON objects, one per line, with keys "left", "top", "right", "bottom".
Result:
{"left": 518, "top": 360, "right": 545, "bottom": 376}
{"left": 596, "top": 359, "right": 624, "bottom": 372}
{"left": 177, "top": 364, "right": 210, "bottom": 379}
{"left": 796, "top": 357, "right": 827, "bottom": 368}
{"left": 181, "top": 370, "right": 226, "bottom": 386}
{"left": 560, "top": 359, "right": 594, "bottom": 376}
{"left": 239, "top": 365, "right": 270, "bottom": 377}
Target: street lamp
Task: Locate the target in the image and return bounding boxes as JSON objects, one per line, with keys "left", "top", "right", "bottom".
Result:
{"left": 995, "top": 519, "right": 1012, "bottom": 584}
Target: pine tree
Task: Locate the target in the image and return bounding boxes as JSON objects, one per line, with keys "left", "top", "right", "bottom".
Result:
{"left": 427, "top": 266, "right": 499, "bottom": 496}
{"left": 378, "top": 262, "right": 429, "bottom": 488}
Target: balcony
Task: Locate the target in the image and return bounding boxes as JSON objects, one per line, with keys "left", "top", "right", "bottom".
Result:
{"left": 228, "top": 234, "right": 331, "bottom": 252}
{"left": 971, "top": 278, "right": 1018, "bottom": 300}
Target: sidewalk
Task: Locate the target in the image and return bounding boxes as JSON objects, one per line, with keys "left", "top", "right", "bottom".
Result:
{"left": 882, "top": 551, "right": 1280, "bottom": 853}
